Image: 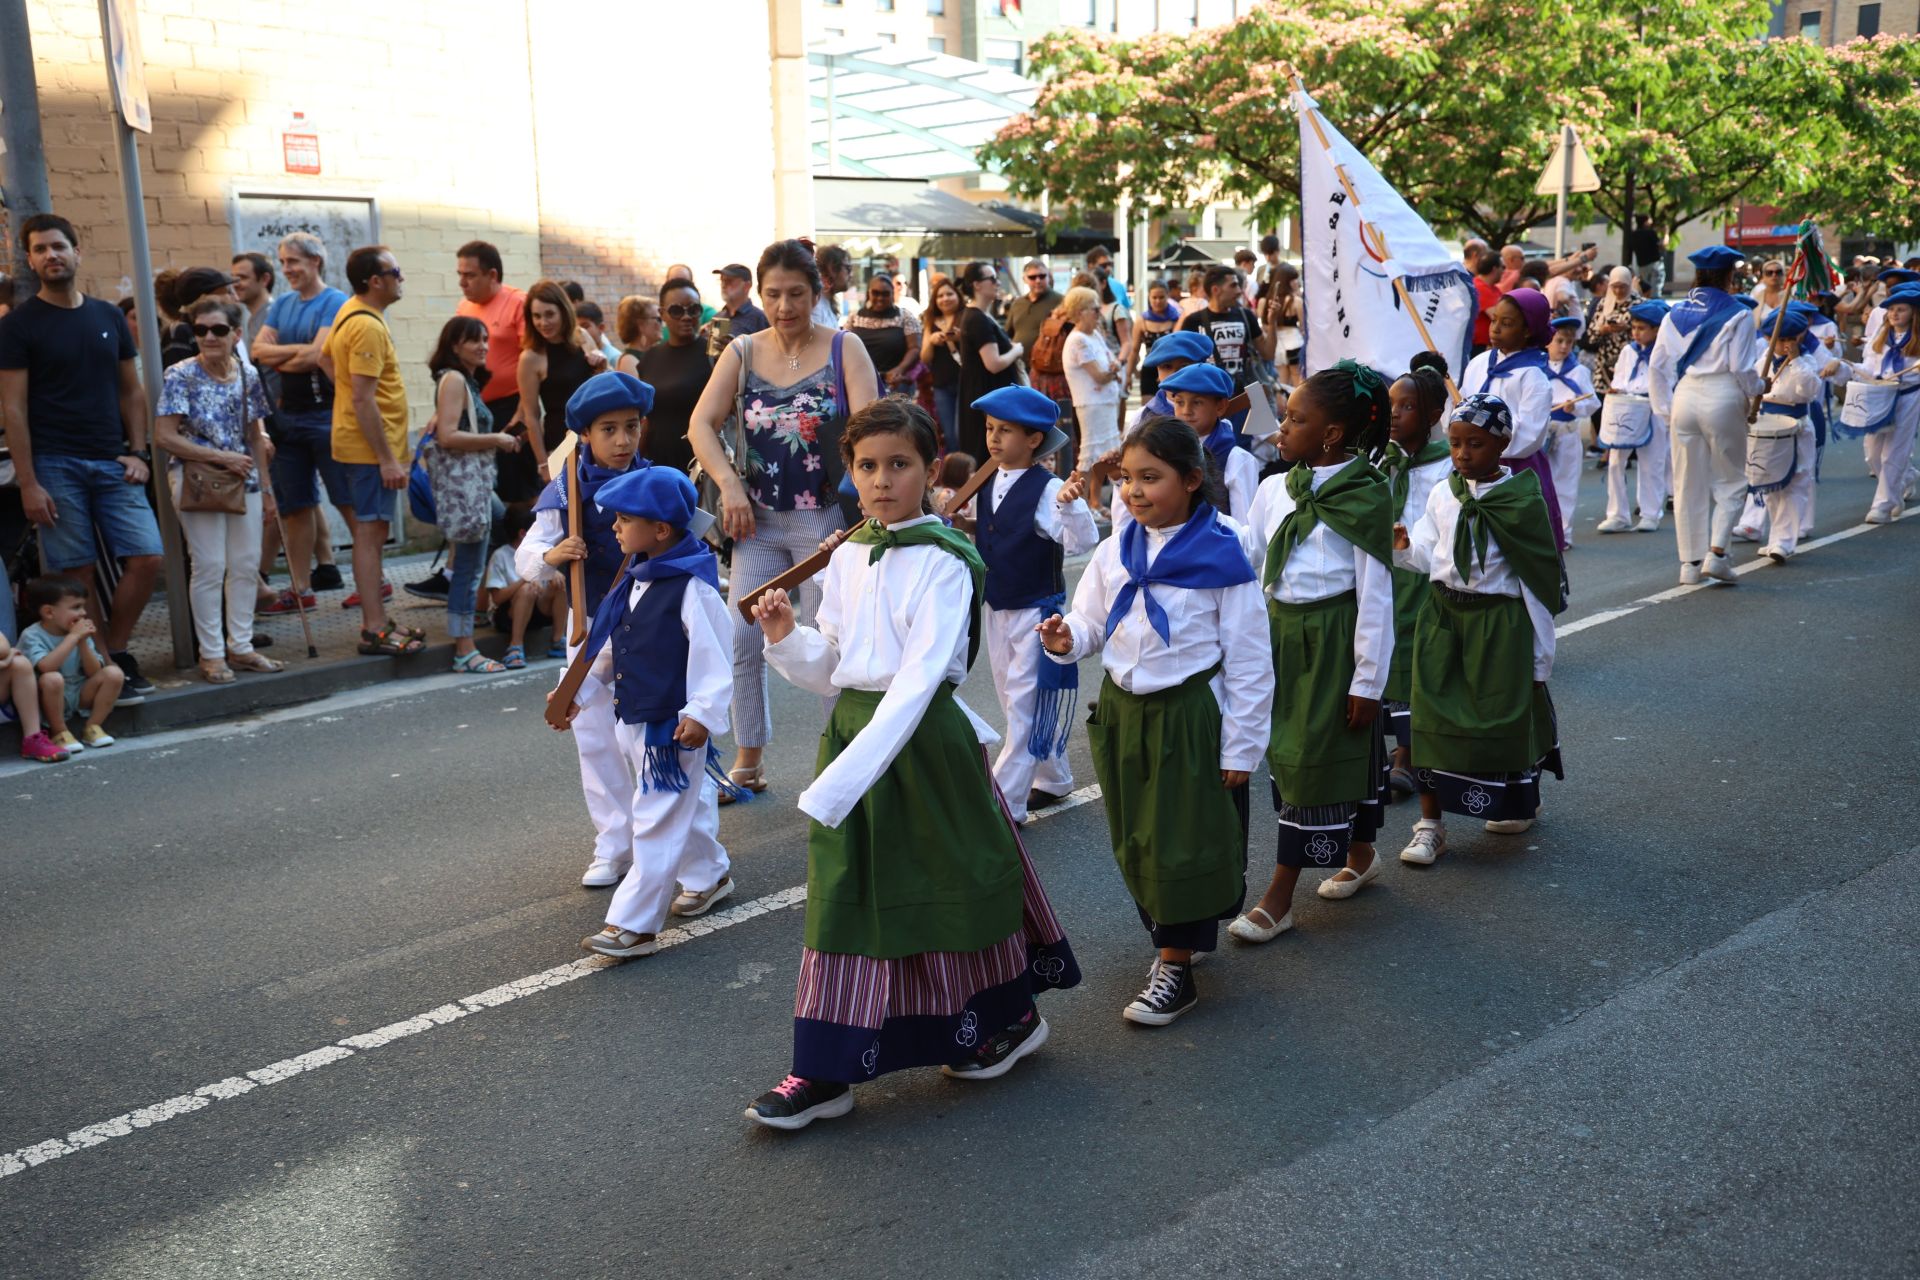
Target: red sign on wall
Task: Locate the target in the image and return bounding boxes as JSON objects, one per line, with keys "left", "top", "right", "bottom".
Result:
{"left": 283, "top": 132, "right": 321, "bottom": 175}
{"left": 1725, "top": 202, "right": 1796, "bottom": 247}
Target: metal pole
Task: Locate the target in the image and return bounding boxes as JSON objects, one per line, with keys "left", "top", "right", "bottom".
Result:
{"left": 824, "top": 55, "right": 837, "bottom": 175}
{"left": 1555, "top": 123, "right": 1573, "bottom": 260}
{"left": 98, "top": 0, "right": 193, "bottom": 667}
{"left": 0, "top": 0, "right": 54, "bottom": 291}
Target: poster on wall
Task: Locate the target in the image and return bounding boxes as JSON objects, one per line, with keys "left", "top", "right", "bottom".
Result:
{"left": 229, "top": 191, "right": 377, "bottom": 285}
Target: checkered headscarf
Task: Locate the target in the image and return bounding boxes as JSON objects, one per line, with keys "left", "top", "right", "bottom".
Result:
{"left": 1450, "top": 392, "right": 1514, "bottom": 438}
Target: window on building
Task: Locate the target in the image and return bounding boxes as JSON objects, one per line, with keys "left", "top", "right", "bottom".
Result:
{"left": 876, "top": 0, "right": 895, "bottom": 10}
{"left": 1857, "top": 3, "right": 1880, "bottom": 35}
{"left": 927, "top": 0, "right": 945, "bottom": 12}
{"left": 1797, "top": 11, "right": 1820, "bottom": 38}
{"left": 822, "top": 0, "right": 843, "bottom": 6}
{"left": 1157, "top": 0, "right": 1198, "bottom": 27}
{"left": 928, "top": 34, "right": 947, "bottom": 52}
{"left": 876, "top": 30, "right": 895, "bottom": 41}
{"left": 1068, "top": 0, "right": 1097, "bottom": 23}
{"left": 984, "top": 37, "right": 1023, "bottom": 72}
{"left": 824, "top": 25, "right": 845, "bottom": 36}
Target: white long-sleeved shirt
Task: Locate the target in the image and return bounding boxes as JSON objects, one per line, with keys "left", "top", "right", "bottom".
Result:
{"left": 1648, "top": 298, "right": 1764, "bottom": 419}
{"left": 1459, "top": 349, "right": 1552, "bottom": 461}
{"left": 1754, "top": 352, "right": 1825, "bottom": 437}
{"left": 1610, "top": 342, "right": 1654, "bottom": 395}
{"left": 515, "top": 507, "right": 570, "bottom": 589}
{"left": 1398, "top": 469, "right": 1556, "bottom": 681}
{"left": 1047, "top": 516, "right": 1273, "bottom": 772}
{"left": 961, "top": 466, "right": 1100, "bottom": 579}
{"left": 763, "top": 516, "right": 994, "bottom": 828}
{"left": 1238, "top": 464, "right": 1395, "bottom": 702}
{"left": 1546, "top": 356, "right": 1600, "bottom": 430}
{"left": 1394, "top": 451, "right": 1456, "bottom": 534}
{"left": 575, "top": 574, "right": 733, "bottom": 736}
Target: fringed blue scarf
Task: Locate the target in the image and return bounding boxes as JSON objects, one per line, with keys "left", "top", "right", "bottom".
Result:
{"left": 1028, "top": 590, "right": 1075, "bottom": 760}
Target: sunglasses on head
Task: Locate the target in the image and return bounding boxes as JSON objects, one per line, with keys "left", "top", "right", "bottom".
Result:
{"left": 191, "top": 323, "right": 233, "bottom": 338}
{"left": 664, "top": 303, "right": 701, "bottom": 319}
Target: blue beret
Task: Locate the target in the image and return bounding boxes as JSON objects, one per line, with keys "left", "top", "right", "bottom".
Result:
{"left": 1875, "top": 268, "right": 1919, "bottom": 286}
{"left": 1687, "top": 245, "right": 1745, "bottom": 272}
{"left": 1157, "top": 362, "right": 1234, "bottom": 398}
{"left": 1139, "top": 330, "right": 1214, "bottom": 368}
{"left": 1627, "top": 300, "right": 1670, "bottom": 325}
{"left": 1549, "top": 315, "right": 1583, "bottom": 332}
{"left": 1733, "top": 295, "right": 1759, "bottom": 310}
{"left": 1760, "top": 308, "right": 1810, "bottom": 340}
{"left": 565, "top": 371, "right": 654, "bottom": 434}
{"left": 1882, "top": 284, "right": 1920, "bottom": 307}
{"left": 594, "top": 465, "right": 697, "bottom": 529}
{"left": 972, "top": 384, "right": 1059, "bottom": 431}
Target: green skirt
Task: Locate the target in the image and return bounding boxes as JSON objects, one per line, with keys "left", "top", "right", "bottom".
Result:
{"left": 1086, "top": 668, "right": 1246, "bottom": 927}
{"left": 805, "top": 685, "right": 1024, "bottom": 960}
{"left": 1266, "top": 592, "right": 1375, "bottom": 807}
{"left": 1383, "top": 565, "right": 1431, "bottom": 705}
{"left": 1409, "top": 586, "right": 1556, "bottom": 774}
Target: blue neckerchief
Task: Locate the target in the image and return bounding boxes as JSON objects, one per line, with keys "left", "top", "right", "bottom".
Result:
{"left": 1202, "top": 421, "right": 1237, "bottom": 470}
{"left": 1103, "top": 502, "right": 1256, "bottom": 644}
{"left": 1484, "top": 347, "right": 1549, "bottom": 382}
{"left": 1880, "top": 334, "right": 1911, "bottom": 380}
{"left": 530, "top": 444, "right": 634, "bottom": 516}
{"left": 1549, "top": 355, "right": 1584, "bottom": 421}
{"left": 1668, "top": 287, "right": 1745, "bottom": 379}
{"left": 579, "top": 533, "right": 719, "bottom": 667}
{"left": 1141, "top": 389, "right": 1172, "bottom": 419}
{"left": 1627, "top": 341, "right": 1650, "bottom": 383}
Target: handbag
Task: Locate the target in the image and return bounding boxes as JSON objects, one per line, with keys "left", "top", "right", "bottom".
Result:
{"left": 178, "top": 358, "right": 251, "bottom": 515}
{"left": 421, "top": 373, "right": 497, "bottom": 541}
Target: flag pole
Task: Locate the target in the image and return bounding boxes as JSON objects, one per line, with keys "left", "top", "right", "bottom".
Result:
{"left": 1761, "top": 244, "right": 1808, "bottom": 397}
{"left": 1285, "top": 63, "right": 1461, "bottom": 403}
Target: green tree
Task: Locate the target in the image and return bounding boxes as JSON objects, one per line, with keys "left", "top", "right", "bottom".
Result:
{"left": 1803, "top": 35, "right": 1920, "bottom": 243}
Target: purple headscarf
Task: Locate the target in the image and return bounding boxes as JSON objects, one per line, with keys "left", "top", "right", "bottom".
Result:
{"left": 1501, "top": 287, "right": 1554, "bottom": 347}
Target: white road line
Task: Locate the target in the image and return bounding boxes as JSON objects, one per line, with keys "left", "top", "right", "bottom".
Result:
{"left": 2, "top": 518, "right": 1898, "bottom": 1180}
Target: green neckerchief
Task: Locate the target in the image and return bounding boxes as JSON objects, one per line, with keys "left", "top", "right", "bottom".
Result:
{"left": 1262, "top": 457, "right": 1393, "bottom": 589}
{"left": 1380, "top": 438, "right": 1453, "bottom": 519}
{"left": 1449, "top": 468, "right": 1568, "bottom": 615}
{"left": 846, "top": 516, "right": 988, "bottom": 604}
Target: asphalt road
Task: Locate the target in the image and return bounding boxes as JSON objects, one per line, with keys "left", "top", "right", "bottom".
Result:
{"left": 3, "top": 453, "right": 1917, "bottom": 1279}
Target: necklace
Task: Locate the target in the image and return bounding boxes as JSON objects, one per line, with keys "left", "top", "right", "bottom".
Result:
{"left": 775, "top": 330, "right": 808, "bottom": 371}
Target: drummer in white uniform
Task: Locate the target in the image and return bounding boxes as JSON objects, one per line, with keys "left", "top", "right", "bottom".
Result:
{"left": 1745, "top": 306, "right": 1824, "bottom": 564}
{"left": 1597, "top": 300, "right": 1669, "bottom": 533}
{"left": 1832, "top": 283, "right": 1920, "bottom": 523}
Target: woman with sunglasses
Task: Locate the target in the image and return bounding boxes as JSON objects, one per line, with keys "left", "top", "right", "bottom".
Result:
{"left": 153, "top": 297, "right": 286, "bottom": 683}
{"left": 1750, "top": 259, "right": 1791, "bottom": 312}
{"left": 637, "top": 279, "right": 715, "bottom": 474}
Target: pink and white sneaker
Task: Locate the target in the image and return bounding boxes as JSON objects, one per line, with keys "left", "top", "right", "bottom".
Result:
{"left": 19, "top": 731, "right": 70, "bottom": 763}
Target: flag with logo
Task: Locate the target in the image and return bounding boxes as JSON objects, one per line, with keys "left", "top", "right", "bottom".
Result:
{"left": 1294, "top": 90, "right": 1477, "bottom": 381}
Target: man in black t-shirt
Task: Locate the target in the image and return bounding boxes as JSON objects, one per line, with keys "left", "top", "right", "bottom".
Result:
{"left": 0, "top": 213, "right": 162, "bottom": 696}
{"left": 1178, "top": 264, "right": 1274, "bottom": 399}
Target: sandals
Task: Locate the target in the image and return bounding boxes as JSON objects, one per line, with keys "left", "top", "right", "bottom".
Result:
{"left": 452, "top": 650, "right": 506, "bottom": 674}
{"left": 717, "top": 763, "right": 768, "bottom": 806}
{"left": 358, "top": 625, "right": 426, "bottom": 657}
{"left": 227, "top": 651, "right": 285, "bottom": 674}
{"left": 199, "top": 658, "right": 236, "bottom": 684}
{"left": 501, "top": 645, "right": 527, "bottom": 670}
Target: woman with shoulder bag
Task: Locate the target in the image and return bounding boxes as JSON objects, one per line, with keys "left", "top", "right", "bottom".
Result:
{"left": 687, "top": 238, "right": 879, "bottom": 799}
{"left": 426, "top": 316, "right": 521, "bottom": 672}
{"left": 155, "top": 298, "right": 285, "bottom": 683}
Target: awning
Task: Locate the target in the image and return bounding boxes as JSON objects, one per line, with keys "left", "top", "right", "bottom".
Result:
{"left": 980, "top": 201, "right": 1118, "bottom": 257}
{"left": 810, "top": 39, "right": 1038, "bottom": 181}
{"left": 813, "top": 178, "right": 1035, "bottom": 265}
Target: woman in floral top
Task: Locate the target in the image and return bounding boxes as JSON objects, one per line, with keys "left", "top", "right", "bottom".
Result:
{"left": 688, "top": 239, "right": 879, "bottom": 798}
{"left": 154, "top": 297, "right": 284, "bottom": 683}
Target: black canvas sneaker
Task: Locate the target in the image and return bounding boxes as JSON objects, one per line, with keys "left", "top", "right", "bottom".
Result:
{"left": 1123, "top": 960, "right": 1198, "bottom": 1026}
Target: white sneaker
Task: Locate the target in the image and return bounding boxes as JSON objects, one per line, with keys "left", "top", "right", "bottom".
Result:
{"left": 1678, "top": 562, "right": 1704, "bottom": 585}
{"left": 1398, "top": 821, "right": 1446, "bottom": 866}
{"left": 1730, "top": 525, "right": 1761, "bottom": 543}
{"left": 581, "top": 857, "right": 628, "bottom": 888}
{"left": 1701, "top": 552, "right": 1737, "bottom": 583}
{"left": 1596, "top": 517, "right": 1631, "bottom": 534}
{"left": 1761, "top": 545, "right": 1789, "bottom": 564}
{"left": 1865, "top": 507, "right": 1892, "bottom": 524}
{"left": 1484, "top": 818, "right": 1534, "bottom": 834}
{"left": 1316, "top": 851, "right": 1382, "bottom": 900}
{"left": 1634, "top": 515, "right": 1661, "bottom": 532}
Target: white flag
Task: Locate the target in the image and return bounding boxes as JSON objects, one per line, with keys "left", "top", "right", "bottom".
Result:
{"left": 1295, "top": 90, "right": 1476, "bottom": 384}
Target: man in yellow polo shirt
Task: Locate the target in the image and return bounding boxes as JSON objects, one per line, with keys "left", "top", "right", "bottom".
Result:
{"left": 323, "top": 244, "right": 414, "bottom": 653}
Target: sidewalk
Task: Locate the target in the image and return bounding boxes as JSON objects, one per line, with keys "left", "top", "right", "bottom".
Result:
{"left": 4, "top": 550, "right": 562, "bottom": 752}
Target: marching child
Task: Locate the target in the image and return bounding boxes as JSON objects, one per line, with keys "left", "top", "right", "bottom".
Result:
{"left": 1597, "top": 301, "right": 1670, "bottom": 533}
{"left": 1545, "top": 317, "right": 1599, "bottom": 545}
{"left": 1831, "top": 286, "right": 1920, "bottom": 523}
{"left": 749, "top": 398, "right": 1080, "bottom": 1130}
{"left": 517, "top": 372, "right": 655, "bottom": 888}
{"left": 1380, "top": 352, "right": 1455, "bottom": 794}
{"left": 1039, "top": 416, "right": 1269, "bottom": 1023}
{"left": 965, "top": 386, "right": 1098, "bottom": 822}
{"left": 1228, "top": 361, "right": 1395, "bottom": 943}
{"left": 553, "top": 467, "right": 735, "bottom": 957}
{"left": 19, "top": 577, "right": 125, "bottom": 753}
{"left": 1159, "top": 362, "right": 1261, "bottom": 517}
{"left": 1392, "top": 393, "right": 1566, "bottom": 866}
{"left": 1128, "top": 329, "right": 1214, "bottom": 432}
{"left": 1744, "top": 307, "right": 1824, "bottom": 563}
{"left": 1460, "top": 288, "right": 1565, "bottom": 547}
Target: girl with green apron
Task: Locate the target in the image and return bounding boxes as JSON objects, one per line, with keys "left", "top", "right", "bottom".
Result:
{"left": 1230, "top": 361, "right": 1398, "bottom": 945}
{"left": 1391, "top": 392, "right": 1567, "bottom": 868}
{"left": 1039, "top": 417, "right": 1271, "bottom": 1028}
{"left": 749, "top": 399, "right": 1080, "bottom": 1131}
{"left": 1380, "top": 353, "right": 1457, "bottom": 796}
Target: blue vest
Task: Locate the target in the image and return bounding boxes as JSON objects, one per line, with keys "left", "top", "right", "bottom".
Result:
{"left": 609, "top": 574, "right": 691, "bottom": 729}
{"left": 533, "top": 457, "right": 643, "bottom": 610}
{"left": 978, "top": 467, "right": 1064, "bottom": 611}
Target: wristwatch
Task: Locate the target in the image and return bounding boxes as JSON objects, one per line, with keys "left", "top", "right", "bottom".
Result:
{"left": 125, "top": 448, "right": 152, "bottom": 464}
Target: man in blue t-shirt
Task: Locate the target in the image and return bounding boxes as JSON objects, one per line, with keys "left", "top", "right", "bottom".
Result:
{"left": 0, "top": 213, "right": 162, "bottom": 698}
{"left": 251, "top": 231, "right": 354, "bottom": 604}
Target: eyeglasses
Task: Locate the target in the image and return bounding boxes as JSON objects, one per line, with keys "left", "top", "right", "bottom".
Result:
{"left": 377, "top": 267, "right": 404, "bottom": 281}
{"left": 1025, "top": 273, "right": 1049, "bottom": 282}
{"left": 1763, "top": 269, "right": 1783, "bottom": 277}
{"left": 191, "top": 323, "right": 233, "bottom": 338}
{"left": 664, "top": 303, "right": 702, "bottom": 319}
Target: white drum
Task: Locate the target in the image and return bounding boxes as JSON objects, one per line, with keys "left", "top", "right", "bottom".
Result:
{"left": 1598, "top": 392, "right": 1653, "bottom": 449}
{"left": 1839, "top": 380, "right": 1900, "bottom": 435}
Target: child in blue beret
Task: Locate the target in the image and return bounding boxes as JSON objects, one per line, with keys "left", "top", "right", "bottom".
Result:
{"left": 1159, "top": 361, "right": 1260, "bottom": 518}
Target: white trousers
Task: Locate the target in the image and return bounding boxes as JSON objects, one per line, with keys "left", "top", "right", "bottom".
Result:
{"left": 604, "top": 729, "right": 729, "bottom": 936}
{"left": 1603, "top": 418, "right": 1669, "bottom": 525}
{"left": 175, "top": 490, "right": 264, "bottom": 660}
{"left": 1868, "top": 396, "right": 1920, "bottom": 517}
{"left": 1757, "top": 423, "right": 1818, "bottom": 555}
{"left": 1668, "top": 374, "right": 1750, "bottom": 563}
{"left": 1548, "top": 428, "right": 1584, "bottom": 543}
{"left": 985, "top": 605, "right": 1074, "bottom": 823}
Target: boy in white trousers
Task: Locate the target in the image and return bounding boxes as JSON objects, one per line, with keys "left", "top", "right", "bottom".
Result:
{"left": 1745, "top": 307, "right": 1824, "bottom": 564}
{"left": 556, "top": 466, "right": 735, "bottom": 958}
{"left": 1545, "top": 317, "right": 1599, "bottom": 545}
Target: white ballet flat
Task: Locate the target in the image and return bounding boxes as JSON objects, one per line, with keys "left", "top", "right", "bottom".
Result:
{"left": 1227, "top": 906, "right": 1294, "bottom": 943}
{"left": 1316, "top": 854, "right": 1381, "bottom": 900}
